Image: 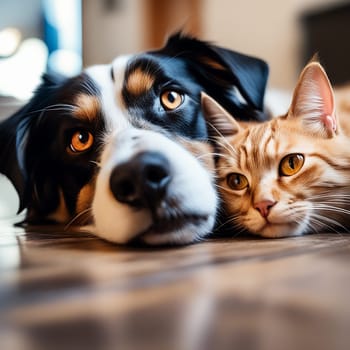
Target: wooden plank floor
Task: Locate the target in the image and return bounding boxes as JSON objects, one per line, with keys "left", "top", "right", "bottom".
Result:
{"left": 1, "top": 102, "right": 350, "bottom": 350}
{"left": 0, "top": 93, "right": 350, "bottom": 350}
{"left": 1, "top": 212, "right": 350, "bottom": 350}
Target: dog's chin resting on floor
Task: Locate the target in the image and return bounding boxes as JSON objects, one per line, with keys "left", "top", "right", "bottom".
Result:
{"left": 0, "top": 33, "right": 269, "bottom": 245}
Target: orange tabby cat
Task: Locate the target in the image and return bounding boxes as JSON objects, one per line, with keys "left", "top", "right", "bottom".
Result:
{"left": 202, "top": 61, "right": 350, "bottom": 238}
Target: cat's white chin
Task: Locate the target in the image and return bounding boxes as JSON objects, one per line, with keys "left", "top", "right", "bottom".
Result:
{"left": 253, "top": 222, "right": 307, "bottom": 238}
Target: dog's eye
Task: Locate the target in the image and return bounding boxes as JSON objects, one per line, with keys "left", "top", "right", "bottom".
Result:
{"left": 70, "top": 130, "right": 94, "bottom": 153}
{"left": 160, "top": 90, "right": 184, "bottom": 110}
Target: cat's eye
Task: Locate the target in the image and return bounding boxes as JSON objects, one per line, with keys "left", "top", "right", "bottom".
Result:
{"left": 160, "top": 90, "right": 184, "bottom": 110}
{"left": 226, "top": 173, "right": 249, "bottom": 190}
{"left": 69, "top": 130, "right": 94, "bottom": 153}
{"left": 279, "top": 153, "right": 304, "bottom": 176}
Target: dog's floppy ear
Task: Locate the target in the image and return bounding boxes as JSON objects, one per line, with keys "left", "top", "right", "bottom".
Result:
{"left": 159, "top": 32, "right": 269, "bottom": 114}
{"left": 209, "top": 44, "right": 268, "bottom": 110}
{"left": 0, "top": 108, "right": 29, "bottom": 212}
{"left": 0, "top": 73, "right": 67, "bottom": 213}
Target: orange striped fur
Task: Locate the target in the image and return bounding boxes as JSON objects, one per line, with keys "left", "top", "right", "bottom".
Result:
{"left": 203, "top": 61, "right": 350, "bottom": 237}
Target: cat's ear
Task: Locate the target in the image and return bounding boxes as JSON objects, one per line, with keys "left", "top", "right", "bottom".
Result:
{"left": 288, "top": 61, "right": 337, "bottom": 137}
{"left": 201, "top": 92, "right": 241, "bottom": 137}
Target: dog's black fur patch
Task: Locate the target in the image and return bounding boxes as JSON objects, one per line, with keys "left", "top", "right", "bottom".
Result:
{"left": 0, "top": 33, "right": 269, "bottom": 230}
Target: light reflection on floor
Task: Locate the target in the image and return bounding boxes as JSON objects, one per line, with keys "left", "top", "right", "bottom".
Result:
{"left": 0, "top": 174, "right": 19, "bottom": 219}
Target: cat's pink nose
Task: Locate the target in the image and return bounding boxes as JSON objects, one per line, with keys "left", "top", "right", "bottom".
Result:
{"left": 254, "top": 200, "right": 276, "bottom": 218}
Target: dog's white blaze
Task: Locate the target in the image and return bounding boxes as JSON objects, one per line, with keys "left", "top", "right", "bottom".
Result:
{"left": 111, "top": 55, "right": 132, "bottom": 109}
{"left": 86, "top": 59, "right": 131, "bottom": 132}
{"left": 92, "top": 128, "right": 217, "bottom": 244}
{"left": 92, "top": 157, "right": 153, "bottom": 243}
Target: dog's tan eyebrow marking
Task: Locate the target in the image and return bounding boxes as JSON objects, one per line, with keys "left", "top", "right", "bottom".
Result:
{"left": 125, "top": 68, "right": 155, "bottom": 96}
{"left": 73, "top": 94, "right": 101, "bottom": 122}
{"left": 199, "top": 56, "right": 227, "bottom": 71}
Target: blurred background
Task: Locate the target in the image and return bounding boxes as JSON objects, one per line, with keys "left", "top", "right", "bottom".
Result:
{"left": 1, "top": 0, "right": 350, "bottom": 101}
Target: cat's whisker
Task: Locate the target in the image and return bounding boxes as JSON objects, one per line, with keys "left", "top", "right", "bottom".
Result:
{"left": 219, "top": 214, "right": 240, "bottom": 227}
{"left": 307, "top": 212, "right": 347, "bottom": 233}
{"left": 215, "top": 214, "right": 242, "bottom": 232}
{"left": 308, "top": 219, "right": 344, "bottom": 235}
{"left": 196, "top": 152, "right": 229, "bottom": 160}
{"left": 207, "top": 128, "right": 237, "bottom": 158}
{"left": 292, "top": 204, "right": 349, "bottom": 223}
{"left": 315, "top": 194, "right": 350, "bottom": 197}
{"left": 310, "top": 193, "right": 350, "bottom": 201}
{"left": 288, "top": 211, "right": 316, "bottom": 234}
{"left": 301, "top": 213, "right": 333, "bottom": 232}
{"left": 317, "top": 200, "right": 350, "bottom": 206}
{"left": 214, "top": 141, "right": 237, "bottom": 159}
{"left": 311, "top": 204, "right": 350, "bottom": 216}
{"left": 231, "top": 225, "right": 248, "bottom": 238}
{"left": 206, "top": 120, "right": 226, "bottom": 138}
{"left": 221, "top": 217, "right": 247, "bottom": 237}
{"left": 302, "top": 218, "right": 322, "bottom": 235}
{"left": 214, "top": 183, "right": 232, "bottom": 192}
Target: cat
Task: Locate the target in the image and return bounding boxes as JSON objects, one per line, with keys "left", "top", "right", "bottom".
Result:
{"left": 202, "top": 60, "right": 350, "bottom": 238}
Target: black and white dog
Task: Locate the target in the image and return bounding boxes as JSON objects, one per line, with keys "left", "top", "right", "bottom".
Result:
{"left": 0, "top": 33, "right": 268, "bottom": 245}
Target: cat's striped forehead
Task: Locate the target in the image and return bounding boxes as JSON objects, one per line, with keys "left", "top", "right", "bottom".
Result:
{"left": 219, "top": 116, "right": 330, "bottom": 178}
{"left": 226, "top": 119, "right": 283, "bottom": 172}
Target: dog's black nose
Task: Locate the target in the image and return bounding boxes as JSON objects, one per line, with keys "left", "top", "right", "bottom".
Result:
{"left": 109, "top": 151, "right": 171, "bottom": 208}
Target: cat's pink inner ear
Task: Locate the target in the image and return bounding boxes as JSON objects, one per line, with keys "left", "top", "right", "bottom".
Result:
{"left": 324, "top": 114, "right": 337, "bottom": 132}
{"left": 313, "top": 64, "right": 337, "bottom": 130}
{"left": 290, "top": 62, "right": 337, "bottom": 135}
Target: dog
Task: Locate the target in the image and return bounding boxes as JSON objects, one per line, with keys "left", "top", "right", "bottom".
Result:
{"left": 0, "top": 33, "right": 269, "bottom": 245}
